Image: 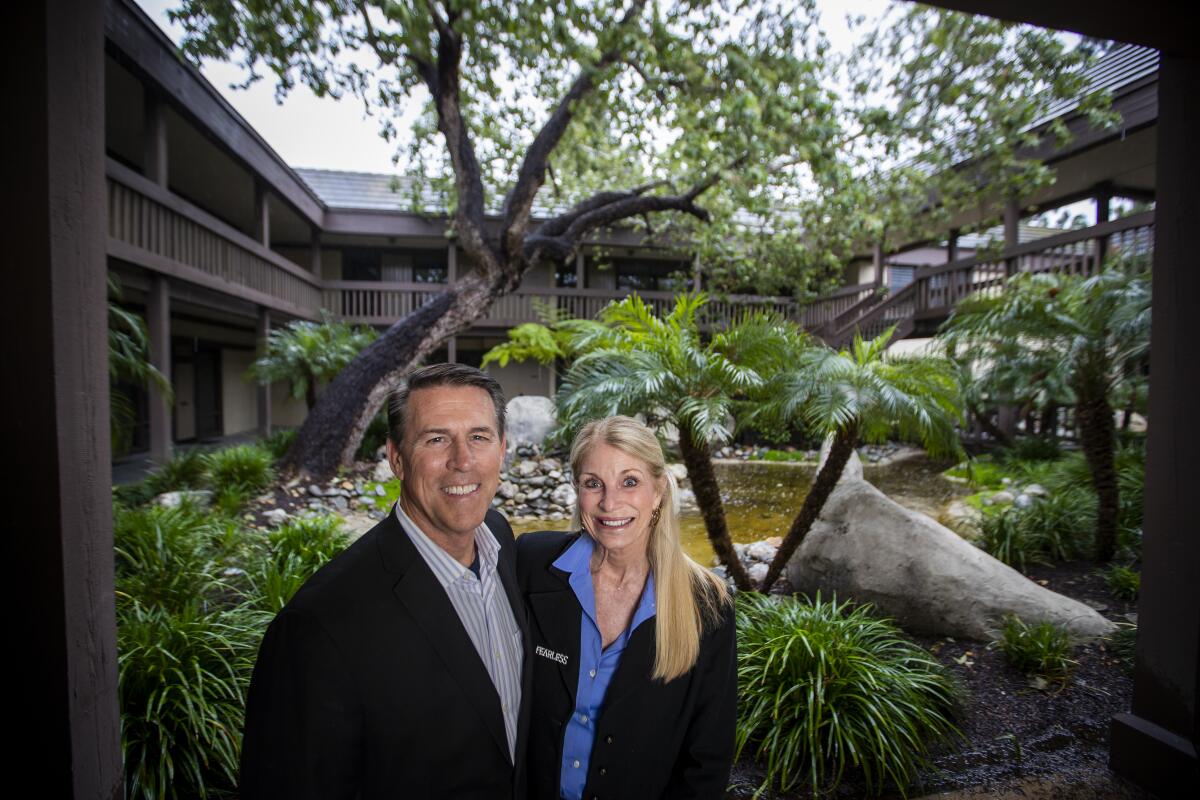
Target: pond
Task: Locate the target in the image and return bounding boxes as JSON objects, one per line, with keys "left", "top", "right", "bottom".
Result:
{"left": 512, "top": 455, "right": 969, "bottom": 565}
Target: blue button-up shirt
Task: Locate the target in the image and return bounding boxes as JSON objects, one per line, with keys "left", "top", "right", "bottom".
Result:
{"left": 555, "top": 535, "right": 656, "bottom": 800}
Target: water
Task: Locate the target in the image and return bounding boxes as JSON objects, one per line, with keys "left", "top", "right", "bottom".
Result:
{"left": 512, "top": 455, "right": 969, "bottom": 565}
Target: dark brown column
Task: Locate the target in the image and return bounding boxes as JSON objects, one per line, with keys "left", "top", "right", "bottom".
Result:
{"left": 143, "top": 87, "right": 168, "bottom": 187}
{"left": 1110, "top": 52, "right": 1200, "bottom": 795}
{"left": 447, "top": 243, "right": 458, "bottom": 282}
{"left": 872, "top": 241, "right": 885, "bottom": 288}
{"left": 146, "top": 275, "right": 172, "bottom": 463}
{"left": 254, "top": 180, "right": 270, "bottom": 247}
{"left": 6, "top": 0, "right": 121, "bottom": 796}
{"left": 1095, "top": 184, "right": 1113, "bottom": 269}
{"left": 575, "top": 251, "right": 586, "bottom": 289}
{"left": 947, "top": 228, "right": 959, "bottom": 264}
{"left": 1003, "top": 197, "right": 1020, "bottom": 275}
{"left": 309, "top": 227, "right": 321, "bottom": 275}
{"left": 256, "top": 306, "right": 272, "bottom": 438}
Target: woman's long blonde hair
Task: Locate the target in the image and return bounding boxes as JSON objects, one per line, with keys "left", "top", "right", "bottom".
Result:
{"left": 569, "top": 416, "right": 730, "bottom": 682}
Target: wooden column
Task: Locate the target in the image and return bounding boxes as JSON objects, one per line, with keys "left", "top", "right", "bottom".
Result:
{"left": 575, "top": 251, "right": 586, "bottom": 289}
{"left": 1110, "top": 52, "right": 1200, "bottom": 795}
{"left": 447, "top": 243, "right": 457, "bottom": 282}
{"left": 254, "top": 180, "right": 270, "bottom": 247}
{"left": 947, "top": 228, "right": 959, "bottom": 264}
{"left": 692, "top": 252, "right": 702, "bottom": 291}
{"left": 446, "top": 336, "right": 458, "bottom": 364}
{"left": 872, "top": 241, "right": 885, "bottom": 288}
{"left": 143, "top": 87, "right": 168, "bottom": 187}
{"left": 1095, "top": 184, "right": 1113, "bottom": 269}
{"left": 1003, "top": 198, "right": 1020, "bottom": 276}
{"left": 6, "top": 0, "right": 121, "bottom": 794}
{"left": 146, "top": 275, "right": 172, "bottom": 463}
{"left": 256, "top": 306, "right": 271, "bottom": 438}
{"left": 309, "top": 227, "right": 321, "bottom": 276}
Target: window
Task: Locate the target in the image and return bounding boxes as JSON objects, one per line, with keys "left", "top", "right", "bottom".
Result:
{"left": 412, "top": 249, "right": 448, "bottom": 283}
{"left": 614, "top": 259, "right": 691, "bottom": 292}
{"left": 555, "top": 263, "right": 578, "bottom": 288}
{"left": 342, "top": 248, "right": 381, "bottom": 281}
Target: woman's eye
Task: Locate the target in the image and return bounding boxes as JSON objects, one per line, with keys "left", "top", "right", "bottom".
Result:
{"left": 584, "top": 479, "right": 601, "bottom": 489}
{"left": 623, "top": 477, "right": 638, "bottom": 487}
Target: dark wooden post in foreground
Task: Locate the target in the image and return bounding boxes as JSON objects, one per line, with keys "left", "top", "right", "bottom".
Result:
{"left": 5, "top": 0, "right": 122, "bottom": 796}
{"left": 1109, "top": 51, "right": 1200, "bottom": 794}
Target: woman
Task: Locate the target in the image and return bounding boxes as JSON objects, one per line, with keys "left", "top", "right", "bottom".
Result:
{"left": 516, "top": 416, "right": 736, "bottom": 800}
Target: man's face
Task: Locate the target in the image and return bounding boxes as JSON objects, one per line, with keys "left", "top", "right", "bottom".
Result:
{"left": 388, "top": 384, "right": 506, "bottom": 544}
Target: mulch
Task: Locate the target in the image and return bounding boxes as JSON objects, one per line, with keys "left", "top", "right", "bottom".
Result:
{"left": 727, "top": 560, "right": 1154, "bottom": 799}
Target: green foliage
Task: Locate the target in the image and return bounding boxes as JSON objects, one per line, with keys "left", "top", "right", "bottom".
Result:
{"left": 1004, "top": 436, "right": 1062, "bottom": 462}
{"left": 203, "top": 444, "right": 276, "bottom": 496}
{"left": 261, "top": 428, "right": 298, "bottom": 461}
{"left": 994, "top": 615, "right": 1077, "bottom": 680}
{"left": 355, "top": 412, "right": 390, "bottom": 461}
{"left": 247, "top": 315, "right": 376, "bottom": 408}
{"left": 1107, "top": 623, "right": 1137, "bottom": 672}
{"left": 945, "top": 457, "right": 1009, "bottom": 489}
{"left": 760, "top": 449, "right": 811, "bottom": 463}
{"left": 145, "top": 448, "right": 210, "bottom": 495}
{"left": 114, "top": 504, "right": 223, "bottom": 612}
{"left": 481, "top": 322, "right": 567, "bottom": 368}
{"left": 364, "top": 479, "right": 402, "bottom": 512}
{"left": 119, "top": 600, "right": 267, "bottom": 800}
{"left": 1103, "top": 565, "right": 1140, "bottom": 601}
{"left": 250, "top": 515, "right": 350, "bottom": 613}
{"left": 736, "top": 593, "right": 960, "bottom": 796}
{"left": 978, "top": 487, "right": 1096, "bottom": 570}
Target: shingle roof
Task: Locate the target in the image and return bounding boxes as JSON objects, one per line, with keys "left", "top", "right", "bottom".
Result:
{"left": 294, "top": 168, "right": 448, "bottom": 212}
{"left": 1027, "top": 44, "right": 1159, "bottom": 132}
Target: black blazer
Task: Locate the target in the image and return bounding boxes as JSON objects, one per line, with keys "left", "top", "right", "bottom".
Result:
{"left": 515, "top": 530, "right": 737, "bottom": 800}
{"left": 240, "top": 508, "right": 531, "bottom": 800}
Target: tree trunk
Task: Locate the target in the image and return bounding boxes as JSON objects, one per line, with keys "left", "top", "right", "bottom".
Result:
{"left": 677, "top": 426, "right": 752, "bottom": 591}
{"left": 760, "top": 425, "right": 857, "bottom": 591}
{"left": 285, "top": 284, "right": 492, "bottom": 479}
{"left": 1075, "top": 384, "right": 1120, "bottom": 562}
{"left": 304, "top": 371, "right": 317, "bottom": 412}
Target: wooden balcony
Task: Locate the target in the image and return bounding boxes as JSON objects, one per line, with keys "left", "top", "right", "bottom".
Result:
{"left": 106, "top": 159, "right": 323, "bottom": 319}
{"left": 326, "top": 282, "right": 802, "bottom": 329}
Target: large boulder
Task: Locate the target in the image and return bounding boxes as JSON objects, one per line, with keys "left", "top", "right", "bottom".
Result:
{"left": 505, "top": 396, "right": 557, "bottom": 454}
{"left": 786, "top": 454, "right": 1114, "bottom": 640}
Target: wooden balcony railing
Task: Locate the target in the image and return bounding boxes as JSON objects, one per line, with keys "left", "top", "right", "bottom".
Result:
{"left": 327, "top": 283, "right": 802, "bottom": 328}
{"left": 822, "top": 210, "right": 1155, "bottom": 348}
{"left": 106, "top": 159, "right": 323, "bottom": 319}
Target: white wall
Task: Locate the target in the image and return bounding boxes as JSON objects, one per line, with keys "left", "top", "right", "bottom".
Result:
{"left": 270, "top": 381, "right": 309, "bottom": 428}
{"left": 486, "top": 360, "right": 554, "bottom": 400}
{"left": 221, "top": 348, "right": 258, "bottom": 435}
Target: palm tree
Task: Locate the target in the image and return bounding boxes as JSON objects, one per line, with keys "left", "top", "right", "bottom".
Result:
{"left": 938, "top": 269, "right": 1151, "bottom": 561}
{"left": 749, "top": 327, "right": 964, "bottom": 591}
{"left": 554, "top": 293, "right": 800, "bottom": 590}
{"left": 248, "top": 315, "right": 378, "bottom": 411}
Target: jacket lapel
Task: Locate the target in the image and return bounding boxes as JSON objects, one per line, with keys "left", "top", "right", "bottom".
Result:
{"left": 527, "top": 562, "right": 581, "bottom": 700}
{"left": 603, "top": 619, "right": 657, "bottom": 708}
{"left": 379, "top": 513, "right": 512, "bottom": 765}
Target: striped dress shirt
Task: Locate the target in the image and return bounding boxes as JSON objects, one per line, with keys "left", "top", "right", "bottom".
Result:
{"left": 394, "top": 504, "right": 524, "bottom": 760}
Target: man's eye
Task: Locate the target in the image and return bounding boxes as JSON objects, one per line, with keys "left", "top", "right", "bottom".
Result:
{"left": 428, "top": 436, "right": 444, "bottom": 444}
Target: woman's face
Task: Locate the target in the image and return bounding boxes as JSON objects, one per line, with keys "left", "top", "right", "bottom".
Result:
{"left": 576, "top": 441, "right": 664, "bottom": 561}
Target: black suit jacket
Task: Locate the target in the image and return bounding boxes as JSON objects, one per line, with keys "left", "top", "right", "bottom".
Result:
{"left": 240, "top": 508, "right": 531, "bottom": 800}
{"left": 515, "top": 530, "right": 737, "bottom": 800}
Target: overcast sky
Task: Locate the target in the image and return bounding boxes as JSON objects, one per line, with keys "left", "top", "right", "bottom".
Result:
{"left": 135, "top": 0, "right": 892, "bottom": 175}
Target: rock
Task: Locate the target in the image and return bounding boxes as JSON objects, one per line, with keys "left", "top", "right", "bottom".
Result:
{"left": 514, "top": 492, "right": 527, "bottom": 504}
{"left": 373, "top": 459, "right": 394, "bottom": 482}
{"left": 748, "top": 563, "right": 769, "bottom": 584}
{"left": 551, "top": 483, "right": 577, "bottom": 508}
{"left": 332, "top": 496, "right": 349, "bottom": 510}
{"left": 939, "top": 500, "right": 984, "bottom": 539}
{"left": 677, "top": 487, "right": 697, "bottom": 508}
{"left": 785, "top": 455, "right": 1114, "bottom": 640}
{"left": 1014, "top": 493, "right": 1034, "bottom": 509}
{"left": 375, "top": 485, "right": 387, "bottom": 497}
{"left": 539, "top": 458, "right": 560, "bottom": 471}
{"left": 498, "top": 481, "right": 519, "bottom": 500}
{"left": 308, "top": 484, "right": 326, "bottom": 497}
{"left": 506, "top": 396, "right": 557, "bottom": 454}
{"left": 1084, "top": 599, "right": 1109, "bottom": 612}
{"left": 990, "top": 490, "right": 1016, "bottom": 505}
{"left": 1025, "top": 484, "right": 1048, "bottom": 497}
{"left": 746, "top": 541, "right": 778, "bottom": 563}
{"left": 263, "top": 507, "right": 290, "bottom": 526}
{"left": 549, "top": 512, "right": 565, "bottom": 521}
{"left": 526, "top": 488, "right": 544, "bottom": 501}
{"left": 667, "top": 463, "right": 689, "bottom": 483}
{"left": 766, "top": 536, "right": 783, "bottom": 548}
{"left": 154, "top": 490, "right": 213, "bottom": 508}
{"left": 515, "top": 459, "right": 540, "bottom": 478}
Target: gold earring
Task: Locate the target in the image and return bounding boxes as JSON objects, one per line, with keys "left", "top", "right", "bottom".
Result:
{"left": 650, "top": 505, "right": 662, "bottom": 528}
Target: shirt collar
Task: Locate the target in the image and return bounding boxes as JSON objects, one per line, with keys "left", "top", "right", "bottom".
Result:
{"left": 393, "top": 502, "right": 500, "bottom": 588}
{"left": 553, "top": 533, "right": 656, "bottom": 631}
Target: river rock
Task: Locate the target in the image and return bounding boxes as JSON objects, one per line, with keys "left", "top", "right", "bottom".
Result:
{"left": 154, "top": 490, "right": 213, "bottom": 508}
{"left": 526, "top": 488, "right": 544, "bottom": 501}
{"left": 373, "top": 459, "right": 394, "bottom": 482}
{"left": 263, "top": 507, "right": 289, "bottom": 527}
{"left": 667, "top": 463, "right": 689, "bottom": 483}
{"left": 786, "top": 454, "right": 1114, "bottom": 640}
{"left": 746, "top": 541, "right": 778, "bottom": 563}
{"left": 506, "top": 396, "right": 557, "bottom": 454}
{"left": 551, "top": 483, "right": 577, "bottom": 508}
{"left": 515, "top": 459, "right": 540, "bottom": 478}
{"left": 498, "top": 480, "right": 519, "bottom": 500}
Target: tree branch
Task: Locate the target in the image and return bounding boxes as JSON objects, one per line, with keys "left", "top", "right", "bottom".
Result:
{"left": 499, "top": 0, "right": 651, "bottom": 260}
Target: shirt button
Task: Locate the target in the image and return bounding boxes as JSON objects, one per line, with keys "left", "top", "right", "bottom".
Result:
{"left": 589, "top": 668, "right": 597, "bottom": 678}
{"left": 580, "top": 714, "right": 589, "bottom": 724}
{"left": 605, "top": 735, "right": 614, "bottom": 744}
{"left": 572, "top": 759, "right": 581, "bottom": 769}
{"left": 599, "top": 767, "right": 607, "bottom": 776}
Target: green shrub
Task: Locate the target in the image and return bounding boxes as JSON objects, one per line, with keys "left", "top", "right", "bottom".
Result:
{"left": 736, "top": 593, "right": 961, "bottom": 796}
{"left": 145, "top": 448, "right": 209, "bottom": 494}
{"left": 114, "top": 504, "right": 222, "bottom": 612}
{"left": 249, "top": 515, "right": 350, "bottom": 612}
{"left": 356, "top": 411, "right": 390, "bottom": 461}
{"left": 204, "top": 444, "right": 276, "bottom": 495}
{"left": 994, "top": 615, "right": 1077, "bottom": 680}
{"left": 1103, "top": 565, "right": 1140, "bottom": 600}
{"left": 113, "top": 480, "right": 158, "bottom": 509}
{"left": 1107, "top": 622, "right": 1137, "bottom": 672}
{"left": 760, "top": 449, "right": 810, "bottom": 463}
{"left": 944, "top": 456, "right": 1008, "bottom": 489}
{"left": 214, "top": 484, "right": 254, "bottom": 516}
{"left": 978, "top": 486, "right": 1096, "bottom": 570}
{"left": 1001, "top": 436, "right": 1062, "bottom": 463}
{"left": 118, "top": 600, "right": 267, "bottom": 800}
{"left": 261, "top": 428, "right": 298, "bottom": 461}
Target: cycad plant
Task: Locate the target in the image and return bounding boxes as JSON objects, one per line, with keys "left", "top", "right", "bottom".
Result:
{"left": 554, "top": 293, "right": 800, "bottom": 590}
{"left": 248, "top": 314, "right": 377, "bottom": 410}
{"left": 938, "top": 269, "right": 1151, "bottom": 561}
{"left": 748, "top": 326, "right": 963, "bottom": 590}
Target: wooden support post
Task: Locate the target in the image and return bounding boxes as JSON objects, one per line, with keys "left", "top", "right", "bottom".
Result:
{"left": 947, "top": 228, "right": 959, "bottom": 264}
{"left": 872, "top": 241, "right": 885, "bottom": 288}
{"left": 143, "top": 87, "right": 168, "bottom": 187}
{"left": 254, "top": 180, "right": 270, "bottom": 247}
{"left": 309, "top": 227, "right": 321, "bottom": 276}
{"left": 147, "top": 275, "right": 172, "bottom": 463}
{"left": 1004, "top": 198, "right": 1020, "bottom": 276}
{"left": 447, "top": 335, "right": 458, "bottom": 364}
{"left": 7, "top": 0, "right": 122, "bottom": 793}
{"left": 1110, "top": 52, "right": 1200, "bottom": 796}
{"left": 256, "top": 306, "right": 271, "bottom": 438}
{"left": 447, "top": 243, "right": 457, "bottom": 282}
{"left": 575, "top": 251, "right": 586, "bottom": 289}
{"left": 1095, "top": 185, "right": 1113, "bottom": 270}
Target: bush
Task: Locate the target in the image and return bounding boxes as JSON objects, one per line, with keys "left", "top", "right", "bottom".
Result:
{"left": 114, "top": 504, "right": 223, "bottom": 612}
{"left": 118, "top": 600, "right": 267, "bottom": 800}
{"left": 261, "top": 428, "right": 298, "bottom": 461}
{"left": 145, "top": 448, "right": 209, "bottom": 494}
{"left": 994, "top": 615, "right": 1077, "bottom": 680}
{"left": 760, "top": 449, "right": 810, "bottom": 463}
{"left": 250, "top": 515, "right": 349, "bottom": 612}
{"left": 1001, "top": 436, "right": 1061, "bottom": 463}
{"left": 978, "top": 485, "right": 1096, "bottom": 570}
{"left": 1107, "top": 622, "right": 1137, "bottom": 672}
{"left": 204, "top": 444, "right": 276, "bottom": 496}
{"left": 736, "top": 593, "right": 960, "bottom": 796}
{"left": 1103, "top": 564, "right": 1140, "bottom": 600}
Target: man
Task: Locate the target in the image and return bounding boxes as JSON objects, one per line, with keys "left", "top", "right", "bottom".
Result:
{"left": 240, "top": 364, "right": 530, "bottom": 799}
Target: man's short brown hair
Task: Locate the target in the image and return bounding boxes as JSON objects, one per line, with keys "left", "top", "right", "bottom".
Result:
{"left": 386, "top": 364, "right": 506, "bottom": 446}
